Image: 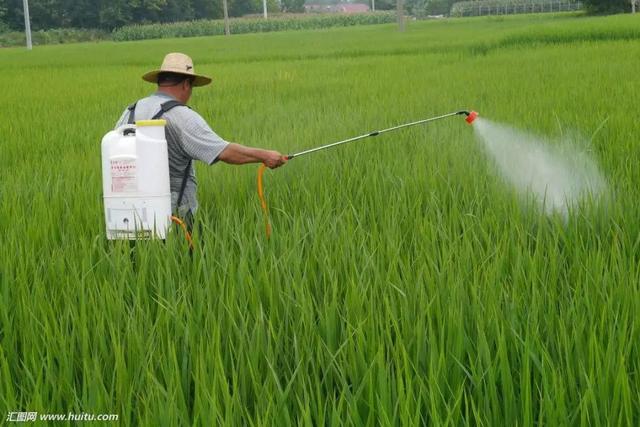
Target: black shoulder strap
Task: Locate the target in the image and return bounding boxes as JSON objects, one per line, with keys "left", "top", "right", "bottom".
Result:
{"left": 127, "top": 102, "right": 137, "bottom": 125}
{"left": 128, "top": 99, "right": 187, "bottom": 123}
{"left": 152, "top": 100, "right": 186, "bottom": 120}
{"left": 151, "top": 100, "right": 192, "bottom": 215}
{"left": 175, "top": 159, "right": 192, "bottom": 212}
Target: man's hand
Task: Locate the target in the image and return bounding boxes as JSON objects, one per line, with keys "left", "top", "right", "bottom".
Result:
{"left": 262, "top": 150, "right": 288, "bottom": 169}
{"left": 217, "top": 143, "right": 288, "bottom": 168}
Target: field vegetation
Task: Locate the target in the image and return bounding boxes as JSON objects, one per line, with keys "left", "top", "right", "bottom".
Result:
{"left": 1, "top": 12, "right": 639, "bottom": 425}
{"left": 112, "top": 12, "right": 396, "bottom": 41}
{"left": 0, "top": 27, "right": 109, "bottom": 48}
{"left": 0, "top": 13, "right": 395, "bottom": 47}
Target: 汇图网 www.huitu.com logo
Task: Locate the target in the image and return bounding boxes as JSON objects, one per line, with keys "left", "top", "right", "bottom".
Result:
{"left": 6, "top": 411, "right": 119, "bottom": 422}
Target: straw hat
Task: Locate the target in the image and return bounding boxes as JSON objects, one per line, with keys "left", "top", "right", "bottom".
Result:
{"left": 142, "top": 52, "right": 212, "bottom": 87}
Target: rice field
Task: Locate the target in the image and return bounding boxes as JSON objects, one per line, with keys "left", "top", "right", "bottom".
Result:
{"left": 1, "top": 12, "right": 639, "bottom": 426}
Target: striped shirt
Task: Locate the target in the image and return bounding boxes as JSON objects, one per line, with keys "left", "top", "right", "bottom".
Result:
{"left": 115, "top": 91, "right": 229, "bottom": 216}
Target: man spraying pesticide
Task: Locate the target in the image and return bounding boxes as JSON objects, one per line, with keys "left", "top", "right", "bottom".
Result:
{"left": 102, "top": 53, "right": 287, "bottom": 249}
{"left": 101, "top": 53, "right": 478, "bottom": 245}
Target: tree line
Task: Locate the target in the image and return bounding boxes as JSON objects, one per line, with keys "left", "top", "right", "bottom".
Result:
{"left": 0, "top": 0, "right": 418, "bottom": 32}
{"left": 0, "top": 0, "right": 297, "bottom": 31}
{"left": 582, "top": 0, "right": 634, "bottom": 13}
{"left": 0, "top": 0, "right": 634, "bottom": 33}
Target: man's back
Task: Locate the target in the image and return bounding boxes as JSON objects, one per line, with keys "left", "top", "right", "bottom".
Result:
{"left": 115, "top": 91, "right": 228, "bottom": 215}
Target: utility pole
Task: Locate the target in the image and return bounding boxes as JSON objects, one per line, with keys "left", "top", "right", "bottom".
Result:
{"left": 263, "top": 0, "right": 268, "bottom": 19}
{"left": 371, "top": 0, "right": 375, "bottom": 12}
{"left": 223, "top": 0, "right": 230, "bottom": 35}
{"left": 23, "top": 0, "right": 32, "bottom": 50}
{"left": 396, "top": 0, "right": 404, "bottom": 32}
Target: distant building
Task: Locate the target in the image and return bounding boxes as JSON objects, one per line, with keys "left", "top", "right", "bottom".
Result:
{"left": 304, "top": 3, "right": 370, "bottom": 13}
{"left": 333, "top": 3, "right": 370, "bottom": 13}
{"left": 304, "top": 3, "right": 334, "bottom": 12}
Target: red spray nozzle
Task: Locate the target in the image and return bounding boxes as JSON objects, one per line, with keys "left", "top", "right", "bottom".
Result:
{"left": 465, "top": 111, "right": 478, "bottom": 124}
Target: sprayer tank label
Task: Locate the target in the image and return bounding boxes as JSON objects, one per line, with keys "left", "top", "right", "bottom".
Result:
{"left": 111, "top": 159, "right": 137, "bottom": 193}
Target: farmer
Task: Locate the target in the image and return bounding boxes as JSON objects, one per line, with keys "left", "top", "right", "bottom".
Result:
{"left": 115, "top": 52, "right": 287, "bottom": 230}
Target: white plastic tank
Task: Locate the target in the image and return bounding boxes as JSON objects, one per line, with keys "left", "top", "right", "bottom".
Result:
{"left": 101, "top": 120, "right": 172, "bottom": 240}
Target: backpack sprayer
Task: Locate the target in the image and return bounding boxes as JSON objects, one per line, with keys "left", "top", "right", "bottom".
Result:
{"left": 257, "top": 110, "right": 479, "bottom": 238}
{"left": 101, "top": 106, "right": 194, "bottom": 249}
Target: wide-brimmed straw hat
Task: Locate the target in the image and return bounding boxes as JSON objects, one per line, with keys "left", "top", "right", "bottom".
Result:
{"left": 142, "top": 52, "right": 212, "bottom": 87}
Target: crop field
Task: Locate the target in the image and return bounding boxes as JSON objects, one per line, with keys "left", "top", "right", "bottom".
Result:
{"left": 1, "top": 12, "right": 640, "bottom": 425}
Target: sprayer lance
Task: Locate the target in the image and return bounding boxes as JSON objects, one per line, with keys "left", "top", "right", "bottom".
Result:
{"left": 286, "top": 110, "right": 477, "bottom": 160}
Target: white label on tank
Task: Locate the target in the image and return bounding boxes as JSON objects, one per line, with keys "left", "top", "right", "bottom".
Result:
{"left": 111, "top": 159, "right": 137, "bottom": 193}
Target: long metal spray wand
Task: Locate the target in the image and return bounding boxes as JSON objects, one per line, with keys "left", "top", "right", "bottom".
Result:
{"left": 286, "top": 110, "right": 475, "bottom": 160}
{"left": 257, "top": 110, "right": 478, "bottom": 238}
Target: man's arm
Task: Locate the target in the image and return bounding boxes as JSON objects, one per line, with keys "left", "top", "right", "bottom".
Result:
{"left": 169, "top": 108, "right": 287, "bottom": 169}
{"left": 217, "top": 143, "right": 287, "bottom": 169}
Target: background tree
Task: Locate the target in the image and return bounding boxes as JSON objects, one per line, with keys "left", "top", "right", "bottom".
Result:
{"left": 231, "top": 0, "right": 258, "bottom": 17}
{"left": 62, "top": 0, "right": 101, "bottom": 28}
{"left": 0, "top": 0, "right": 259, "bottom": 31}
{"left": 281, "top": 0, "right": 304, "bottom": 13}
{"left": 411, "top": 0, "right": 457, "bottom": 16}
{"left": 581, "top": 0, "right": 628, "bottom": 13}
{"left": 163, "top": 0, "right": 196, "bottom": 22}
{"left": 193, "top": 0, "right": 223, "bottom": 20}
{"left": 98, "top": 0, "right": 135, "bottom": 30}
{"left": 0, "top": 0, "right": 7, "bottom": 32}
{"left": 372, "top": 0, "right": 395, "bottom": 11}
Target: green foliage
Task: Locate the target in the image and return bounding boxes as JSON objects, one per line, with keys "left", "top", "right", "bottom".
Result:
{"left": 281, "top": 0, "right": 305, "bottom": 12}
{"left": 581, "top": 0, "right": 629, "bottom": 13}
{"left": 112, "top": 12, "right": 396, "bottom": 41}
{"left": 98, "top": 0, "right": 134, "bottom": 30}
{"left": 0, "top": 13, "right": 396, "bottom": 47}
{"left": 0, "top": 0, "right": 261, "bottom": 31}
{"left": 1, "top": 12, "right": 640, "bottom": 425}
{"left": 192, "top": 0, "right": 222, "bottom": 19}
{"left": 373, "top": 0, "right": 397, "bottom": 10}
{"left": 1, "top": 0, "right": 21, "bottom": 30}
{"left": 0, "top": 27, "right": 109, "bottom": 47}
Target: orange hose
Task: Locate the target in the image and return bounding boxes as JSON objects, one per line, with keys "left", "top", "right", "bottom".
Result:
{"left": 257, "top": 164, "right": 272, "bottom": 239}
{"left": 171, "top": 215, "right": 194, "bottom": 250}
